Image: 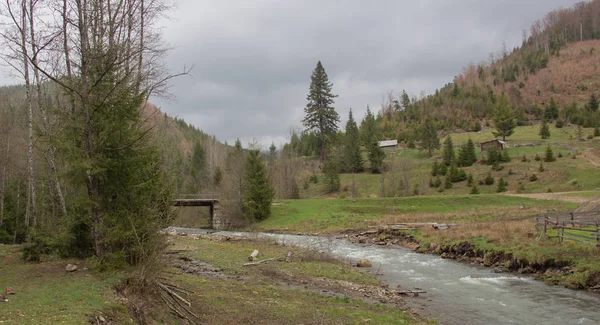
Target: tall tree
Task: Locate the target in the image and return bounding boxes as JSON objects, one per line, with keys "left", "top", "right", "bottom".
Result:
{"left": 368, "top": 142, "right": 386, "bottom": 174}
{"left": 420, "top": 119, "right": 440, "bottom": 157}
{"left": 442, "top": 136, "right": 455, "bottom": 166}
{"left": 302, "top": 61, "right": 339, "bottom": 160}
{"left": 539, "top": 119, "right": 551, "bottom": 139}
{"left": 458, "top": 139, "right": 477, "bottom": 167}
{"left": 244, "top": 149, "right": 274, "bottom": 221}
{"left": 344, "top": 109, "right": 363, "bottom": 172}
{"left": 492, "top": 94, "right": 517, "bottom": 141}
{"left": 360, "top": 107, "right": 378, "bottom": 147}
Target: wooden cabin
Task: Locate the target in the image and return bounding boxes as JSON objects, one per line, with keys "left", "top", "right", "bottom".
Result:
{"left": 378, "top": 140, "right": 398, "bottom": 151}
{"left": 480, "top": 139, "right": 506, "bottom": 152}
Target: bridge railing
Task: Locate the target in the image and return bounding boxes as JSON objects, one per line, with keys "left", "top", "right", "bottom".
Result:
{"left": 177, "top": 193, "right": 219, "bottom": 200}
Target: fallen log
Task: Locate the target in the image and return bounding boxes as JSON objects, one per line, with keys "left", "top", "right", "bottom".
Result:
{"left": 249, "top": 250, "right": 259, "bottom": 261}
{"left": 392, "top": 289, "right": 427, "bottom": 297}
{"left": 243, "top": 257, "right": 283, "bottom": 266}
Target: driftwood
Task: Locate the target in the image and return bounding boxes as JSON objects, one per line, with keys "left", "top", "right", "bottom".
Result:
{"left": 368, "top": 223, "right": 458, "bottom": 231}
{"left": 393, "top": 289, "right": 427, "bottom": 297}
{"left": 249, "top": 250, "right": 259, "bottom": 261}
{"left": 243, "top": 252, "right": 293, "bottom": 266}
{"left": 157, "top": 281, "right": 201, "bottom": 324}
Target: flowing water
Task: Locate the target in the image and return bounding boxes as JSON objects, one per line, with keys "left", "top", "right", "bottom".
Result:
{"left": 169, "top": 227, "right": 600, "bottom": 325}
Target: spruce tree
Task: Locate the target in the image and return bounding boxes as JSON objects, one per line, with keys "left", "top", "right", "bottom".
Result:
{"left": 360, "top": 107, "right": 378, "bottom": 148}
{"left": 323, "top": 158, "right": 341, "bottom": 193}
{"left": 470, "top": 185, "right": 480, "bottom": 195}
{"left": 368, "top": 142, "right": 386, "bottom": 174}
{"left": 431, "top": 161, "right": 439, "bottom": 176}
{"left": 443, "top": 136, "right": 455, "bottom": 166}
{"left": 303, "top": 61, "right": 339, "bottom": 160}
{"left": 492, "top": 94, "right": 517, "bottom": 141}
{"left": 589, "top": 93, "right": 599, "bottom": 112}
{"left": 466, "top": 139, "right": 477, "bottom": 166}
{"left": 539, "top": 119, "right": 550, "bottom": 139}
{"left": 344, "top": 109, "right": 363, "bottom": 172}
{"left": 545, "top": 97, "right": 559, "bottom": 120}
{"left": 544, "top": 145, "right": 555, "bottom": 162}
{"left": 245, "top": 149, "right": 275, "bottom": 221}
{"left": 421, "top": 119, "right": 440, "bottom": 156}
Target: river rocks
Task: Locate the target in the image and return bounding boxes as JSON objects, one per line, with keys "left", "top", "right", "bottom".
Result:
{"left": 357, "top": 259, "right": 372, "bottom": 267}
{"left": 358, "top": 237, "right": 367, "bottom": 244}
{"left": 65, "top": 264, "right": 78, "bottom": 272}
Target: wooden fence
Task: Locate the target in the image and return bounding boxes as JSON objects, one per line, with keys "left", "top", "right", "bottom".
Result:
{"left": 536, "top": 210, "right": 600, "bottom": 247}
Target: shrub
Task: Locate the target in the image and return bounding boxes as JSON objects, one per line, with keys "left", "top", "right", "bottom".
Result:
{"left": 555, "top": 119, "right": 564, "bottom": 128}
{"left": 535, "top": 154, "right": 541, "bottom": 161}
{"left": 438, "top": 163, "right": 448, "bottom": 176}
{"left": 470, "top": 185, "right": 480, "bottom": 195}
{"left": 530, "top": 174, "right": 538, "bottom": 182}
{"left": 22, "top": 232, "right": 55, "bottom": 262}
{"left": 516, "top": 182, "right": 526, "bottom": 193}
{"left": 595, "top": 127, "right": 600, "bottom": 137}
{"left": 492, "top": 161, "right": 504, "bottom": 171}
{"left": 444, "top": 176, "right": 453, "bottom": 189}
{"left": 434, "top": 177, "right": 442, "bottom": 188}
{"left": 429, "top": 178, "right": 435, "bottom": 188}
{"left": 544, "top": 146, "right": 555, "bottom": 162}
{"left": 539, "top": 162, "right": 545, "bottom": 172}
{"left": 496, "top": 178, "right": 508, "bottom": 192}
{"left": 431, "top": 161, "right": 439, "bottom": 176}
{"left": 484, "top": 172, "right": 495, "bottom": 185}
{"left": 467, "top": 173, "right": 474, "bottom": 187}
{"left": 309, "top": 174, "right": 319, "bottom": 184}
{"left": 521, "top": 154, "right": 527, "bottom": 162}
{"left": 587, "top": 134, "right": 594, "bottom": 140}
{"left": 558, "top": 152, "right": 563, "bottom": 158}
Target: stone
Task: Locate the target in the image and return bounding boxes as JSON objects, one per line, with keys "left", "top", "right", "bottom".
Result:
{"left": 65, "top": 264, "right": 78, "bottom": 272}
{"left": 358, "top": 237, "right": 367, "bottom": 244}
{"left": 357, "top": 259, "right": 372, "bottom": 267}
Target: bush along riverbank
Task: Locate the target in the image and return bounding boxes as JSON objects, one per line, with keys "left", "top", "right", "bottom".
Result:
{"left": 341, "top": 228, "right": 600, "bottom": 293}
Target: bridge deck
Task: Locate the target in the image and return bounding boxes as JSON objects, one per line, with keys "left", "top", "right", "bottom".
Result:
{"left": 173, "top": 199, "right": 219, "bottom": 207}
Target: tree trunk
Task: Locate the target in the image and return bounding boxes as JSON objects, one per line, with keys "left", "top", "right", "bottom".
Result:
{"left": 29, "top": 0, "right": 68, "bottom": 220}
{"left": 20, "top": 0, "right": 36, "bottom": 227}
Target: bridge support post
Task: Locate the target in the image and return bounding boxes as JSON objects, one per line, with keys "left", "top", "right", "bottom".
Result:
{"left": 211, "top": 201, "right": 225, "bottom": 230}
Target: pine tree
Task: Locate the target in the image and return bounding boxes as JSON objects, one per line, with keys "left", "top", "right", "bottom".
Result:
{"left": 444, "top": 176, "right": 453, "bottom": 189}
{"left": 544, "top": 97, "right": 559, "bottom": 120}
{"left": 401, "top": 90, "right": 411, "bottom": 110}
{"left": 492, "top": 94, "right": 517, "bottom": 141}
{"left": 589, "top": 93, "right": 599, "bottom": 112}
{"left": 303, "top": 61, "right": 339, "bottom": 160}
{"left": 188, "top": 141, "right": 208, "bottom": 192}
{"left": 431, "top": 161, "right": 439, "bottom": 176}
{"left": 442, "top": 136, "right": 455, "bottom": 166}
{"left": 360, "top": 107, "right": 378, "bottom": 148}
{"left": 496, "top": 178, "right": 507, "bottom": 192}
{"left": 244, "top": 149, "right": 275, "bottom": 221}
{"left": 544, "top": 145, "right": 555, "bottom": 162}
{"left": 421, "top": 119, "right": 440, "bottom": 157}
{"left": 467, "top": 173, "right": 474, "bottom": 187}
{"left": 344, "top": 109, "right": 363, "bottom": 172}
{"left": 323, "top": 158, "right": 341, "bottom": 193}
{"left": 368, "top": 142, "right": 386, "bottom": 174}
{"left": 539, "top": 119, "right": 551, "bottom": 139}
{"left": 458, "top": 139, "right": 477, "bottom": 167}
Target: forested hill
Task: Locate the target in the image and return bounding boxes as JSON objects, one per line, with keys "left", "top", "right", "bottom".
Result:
{"left": 376, "top": 0, "right": 600, "bottom": 142}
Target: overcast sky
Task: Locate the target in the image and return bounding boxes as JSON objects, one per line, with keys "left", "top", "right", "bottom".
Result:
{"left": 0, "top": 0, "right": 579, "bottom": 148}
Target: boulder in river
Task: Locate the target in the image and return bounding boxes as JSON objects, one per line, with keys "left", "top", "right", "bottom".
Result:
{"left": 357, "top": 259, "right": 372, "bottom": 267}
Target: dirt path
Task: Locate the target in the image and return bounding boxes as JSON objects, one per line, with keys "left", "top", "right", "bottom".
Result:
{"left": 504, "top": 192, "right": 591, "bottom": 204}
{"left": 581, "top": 148, "right": 600, "bottom": 167}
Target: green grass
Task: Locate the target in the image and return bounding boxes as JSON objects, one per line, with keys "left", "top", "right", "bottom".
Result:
{"left": 168, "top": 237, "right": 427, "bottom": 324}
{"left": 259, "top": 195, "right": 577, "bottom": 233}
{"left": 175, "top": 277, "right": 424, "bottom": 325}
{"left": 444, "top": 124, "right": 599, "bottom": 145}
{"left": 0, "top": 245, "right": 129, "bottom": 325}
{"left": 174, "top": 237, "right": 378, "bottom": 286}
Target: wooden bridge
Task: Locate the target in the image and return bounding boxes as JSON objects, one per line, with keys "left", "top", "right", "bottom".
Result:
{"left": 173, "top": 194, "right": 225, "bottom": 229}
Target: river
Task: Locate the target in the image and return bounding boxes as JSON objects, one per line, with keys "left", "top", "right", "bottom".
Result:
{"left": 168, "top": 227, "right": 600, "bottom": 325}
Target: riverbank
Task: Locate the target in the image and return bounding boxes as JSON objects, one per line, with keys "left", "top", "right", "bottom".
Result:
{"left": 164, "top": 232, "right": 429, "bottom": 324}
{"left": 255, "top": 194, "right": 600, "bottom": 292}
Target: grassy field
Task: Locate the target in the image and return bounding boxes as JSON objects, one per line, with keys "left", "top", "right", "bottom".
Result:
{"left": 0, "top": 245, "right": 131, "bottom": 325}
{"left": 258, "top": 194, "right": 599, "bottom": 289}
{"left": 167, "top": 236, "right": 428, "bottom": 324}
{"left": 300, "top": 125, "right": 600, "bottom": 199}
{"left": 259, "top": 195, "right": 578, "bottom": 233}
{"left": 443, "top": 124, "right": 599, "bottom": 145}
